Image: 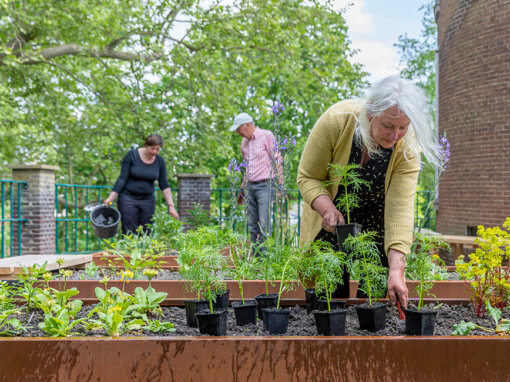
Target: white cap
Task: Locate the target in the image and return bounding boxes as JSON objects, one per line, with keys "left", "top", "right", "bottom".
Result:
{"left": 230, "top": 112, "right": 254, "bottom": 132}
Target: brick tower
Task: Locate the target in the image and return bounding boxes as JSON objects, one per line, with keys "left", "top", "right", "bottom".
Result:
{"left": 435, "top": 0, "right": 510, "bottom": 234}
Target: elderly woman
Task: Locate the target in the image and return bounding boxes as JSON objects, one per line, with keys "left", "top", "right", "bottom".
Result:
{"left": 297, "top": 76, "right": 444, "bottom": 309}
{"left": 104, "top": 134, "right": 179, "bottom": 234}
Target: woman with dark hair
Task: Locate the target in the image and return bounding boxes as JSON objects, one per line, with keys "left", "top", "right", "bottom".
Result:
{"left": 104, "top": 134, "right": 179, "bottom": 234}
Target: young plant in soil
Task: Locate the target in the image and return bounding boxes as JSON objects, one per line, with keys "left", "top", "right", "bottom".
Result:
{"left": 323, "top": 163, "right": 370, "bottom": 226}
{"left": 227, "top": 232, "right": 256, "bottom": 304}
{"left": 407, "top": 233, "right": 450, "bottom": 310}
{"left": 406, "top": 232, "right": 450, "bottom": 283}
{"left": 452, "top": 301, "right": 510, "bottom": 335}
{"left": 455, "top": 218, "right": 510, "bottom": 317}
{"left": 103, "top": 227, "right": 166, "bottom": 279}
{"left": 297, "top": 240, "right": 347, "bottom": 311}
{"left": 344, "top": 231, "right": 387, "bottom": 306}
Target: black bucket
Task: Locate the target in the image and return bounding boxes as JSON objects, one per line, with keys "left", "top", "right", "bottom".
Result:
{"left": 90, "top": 205, "right": 121, "bottom": 239}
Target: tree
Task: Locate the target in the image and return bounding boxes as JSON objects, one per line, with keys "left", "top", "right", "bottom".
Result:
{"left": 0, "top": 0, "right": 366, "bottom": 186}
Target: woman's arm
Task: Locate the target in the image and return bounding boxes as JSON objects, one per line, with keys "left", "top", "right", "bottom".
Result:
{"left": 162, "top": 187, "right": 179, "bottom": 219}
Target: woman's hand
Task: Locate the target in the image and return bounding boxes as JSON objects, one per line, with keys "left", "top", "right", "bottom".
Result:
{"left": 387, "top": 248, "right": 408, "bottom": 309}
{"left": 312, "top": 195, "right": 345, "bottom": 232}
{"left": 168, "top": 205, "right": 179, "bottom": 220}
{"left": 103, "top": 192, "right": 118, "bottom": 206}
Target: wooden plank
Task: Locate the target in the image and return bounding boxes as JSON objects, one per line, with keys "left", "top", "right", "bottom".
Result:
{"left": 0, "top": 254, "right": 92, "bottom": 277}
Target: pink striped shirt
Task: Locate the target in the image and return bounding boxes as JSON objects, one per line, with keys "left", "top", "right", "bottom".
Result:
{"left": 241, "top": 127, "right": 279, "bottom": 182}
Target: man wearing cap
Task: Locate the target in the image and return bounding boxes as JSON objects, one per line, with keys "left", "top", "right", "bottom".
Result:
{"left": 230, "top": 112, "right": 280, "bottom": 250}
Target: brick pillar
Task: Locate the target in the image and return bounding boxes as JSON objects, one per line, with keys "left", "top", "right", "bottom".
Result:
{"left": 8, "top": 164, "right": 59, "bottom": 255}
{"left": 177, "top": 174, "right": 213, "bottom": 228}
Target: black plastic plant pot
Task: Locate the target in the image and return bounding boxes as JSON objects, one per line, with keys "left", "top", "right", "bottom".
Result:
{"left": 305, "top": 289, "right": 327, "bottom": 314}
{"left": 254, "top": 293, "right": 278, "bottom": 319}
{"left": 314, "top": 299, "right": 347, "bottom": 312}
{"left": 232, "top": 299, "right": 258, "bottom": 326}
{"left": 184, "top": 299, "right": 209, "bottom": 328}
{"left": 335, "top": 223, "right": 363, "bottom": 251}
{"left": 195, "top": 309, "right": 228, "bottom": 336}
{"left": 313, "top": 309, "right": 347, "bottom": 336}
{"left": 404, "top": 308, "right": 438, "bottom": 335}
{"left": 355, "top": 303, "right": 387, "bottom": 332}
{"left": 262, "top": 308, "right": 291, "bottom": 335}
{"left": 213, "top": 289, "right": 230, "bottom": 310}
{"left": 90, "top": 205, "right": 121, "bottom": 239}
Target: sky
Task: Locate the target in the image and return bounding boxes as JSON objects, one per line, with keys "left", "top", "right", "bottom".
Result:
{"left": 331, "top": 0, "right": 428, "bottom": 84}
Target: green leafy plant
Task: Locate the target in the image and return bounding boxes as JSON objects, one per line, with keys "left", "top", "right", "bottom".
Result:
{"left": 455, "top": 219, "right": 510, "bottom": 317}
{"left": 297, "top": 240, "right": 347, "bottom": 311}
{"left": 406, "top": 233, "right": 450, "bottom": 310}
{"left": 0, "top": 308, "right": 25, "bottom": 336}
{"left": 406, "top": 233, "right": 449, "bottom": 281}
{"left": 273, "top": 246, "right": 299, "bottom": 310}
{"left": 16, "top": 262, "right": 48, "bottom": 311}
{"left": 132, "top": 286, "right": 168, "bottom": 316}
{"left": 452, "top": 301, "right": 510, "bottom": 335}
{"left": 226, "top": 232, "right": 255, "bottom": 304}
{"left": 177, "top": 226, "right": 230, "bottom": 302}
{"left": 143, "top": 319, "right": 175, "bottom": 333}
{"left": 87, "top": 286, "right": 145, "bottom": 337}
{"left": 253, "top": 238, "right": 286, "bottom": 296}
{"left": 344, "top": 231, "right": 387, "bottom": 306}
{"left": 322, "top": 163, "right": 370, "bottom": 224}
{"left": 85, "top": 261, "right": 99, "bottom": 278}
{"left": 186, "top": 202, "right": 215, "bottom": 229}
{"left": 149, "top": 207, "right": 184, "bottom": 251}
{"left": 105, "top": 228, "right": 166, "bottom": 279}
{"left": 39, "top": 306, "right": 87, "bottom": 337}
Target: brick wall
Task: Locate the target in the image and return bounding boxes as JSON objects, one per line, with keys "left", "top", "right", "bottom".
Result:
{"left": 177, "top": 174, "right": 213, "bottom": 228}
{"left": 9, "top": 165, "right": 59, "bottom": 255}
{"left": 436, "top": 0, "right": 510, "bottom": 234}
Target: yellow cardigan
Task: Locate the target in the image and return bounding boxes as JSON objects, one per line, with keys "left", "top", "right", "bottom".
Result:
{"left": 297, "top": 100, "right": 420, "bottom": 256}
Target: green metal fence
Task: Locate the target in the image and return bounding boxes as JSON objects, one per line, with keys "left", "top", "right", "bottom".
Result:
{"left": 55, "top": 183, "right": 112, "bottom": 254}
{"left": 0, "top": 180, "right": 28, "bottom": 258}
{"left": 52, "top": 185, "right": 435, "bottom": 254}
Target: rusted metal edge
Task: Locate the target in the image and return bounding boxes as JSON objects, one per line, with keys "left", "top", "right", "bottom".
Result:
{"left": 0, "top": 336, "right": 508, "bottom": 381}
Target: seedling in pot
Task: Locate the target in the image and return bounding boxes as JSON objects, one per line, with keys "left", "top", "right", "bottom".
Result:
{"left": 344, "top": 231, "right": 388, "bottom": 332}
{"left": 322, "top": 163, "right": 369, "bottom": 250}
{"left": 261, "top": 245, "right": 299, "bottom": 335}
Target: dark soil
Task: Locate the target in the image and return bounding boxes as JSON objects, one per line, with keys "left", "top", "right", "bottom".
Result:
{"left": 11, "top": 302, "right": 509, "bottom": 338}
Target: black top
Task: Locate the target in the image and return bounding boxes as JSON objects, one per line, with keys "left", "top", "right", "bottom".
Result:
{"left": 315, "top": 138, "right": 393, "bottom": 259}
{"left": 112, "top": 149, "right": 169, "bottom": 196}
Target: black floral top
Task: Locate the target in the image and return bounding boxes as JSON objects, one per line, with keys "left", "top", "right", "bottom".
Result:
{"left": 315, "top": 137, "right": 393, "bottom": 263}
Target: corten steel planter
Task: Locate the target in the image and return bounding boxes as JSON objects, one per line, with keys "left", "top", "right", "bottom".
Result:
{"left": 1, "top": 337, "right": 510, "bottom": 381}
{"left": 37, "top": 280, "right": 470, "bottom": 305}
{"left": 92, "top": 252, "right": 180, "bottom": 270}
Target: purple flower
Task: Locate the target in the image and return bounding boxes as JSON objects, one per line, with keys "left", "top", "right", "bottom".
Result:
{"left": 228, "top": 158, "right": 242, "bottom": 172}
{"left": 439, "top": 133, "right": 450, "bottom": 168}
{"left": 272, "top": 101, "right": 284, "bottom": 116}
{"left": 291, "top": 137, "right": 296, "bottom": 146}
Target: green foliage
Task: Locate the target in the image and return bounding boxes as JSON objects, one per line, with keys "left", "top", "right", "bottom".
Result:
{"left": 452, "top": 301, "right": 510, "bottom": 335}
{"left": 273, "top": 246, "right": 300, "bottom": 310}
{"left": 177, "top": 226, "right": 228, "bottom": 311}
{"left": 16, "top": 262, "right": 48, "bottom": 310}
{"left": 406, "top": 232, "right": 450, "bottom": 310}
{"left": 323, "top": 163, "right": 370, "bottom": 224}
{"left": 0, "top": 0, "right": 366, "bottom": 187}
{"left": 149, "top": 207, "right": 184, "bottom": 250}
{"left": 85, "top": 261, "right": 99, "bottom": 278}
{"left": 143, "top": 319, "right": 175, "bottom": 334}
{"left": 455, "top": 219, "right": 510, "bottom": 317}
{"left": 39, "top": 306, "right": 87, "bottom": 337}
{"left": 105, "top": 228, "right": 166, "bottom": 279}
{"left": 132, "top": 286, "right": 168, "bottom": 316}
{"left": 226, "top": 232, "right": 256, "bottom": 304}
{"left": 344, "top": 231, "right": 387, "bottom": 306}
{"left": 297, "top": 240, "right": 347, "bottom": 311}
{"left": 186, "top": 203, "right": 215, "bottom": 230}
{"left": 0, "top": 308, "right": 25, "bottom": 337}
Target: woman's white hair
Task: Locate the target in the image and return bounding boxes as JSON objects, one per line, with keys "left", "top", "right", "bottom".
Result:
{"left": 355, "top": 75, "right": 443, "bottom": 168}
